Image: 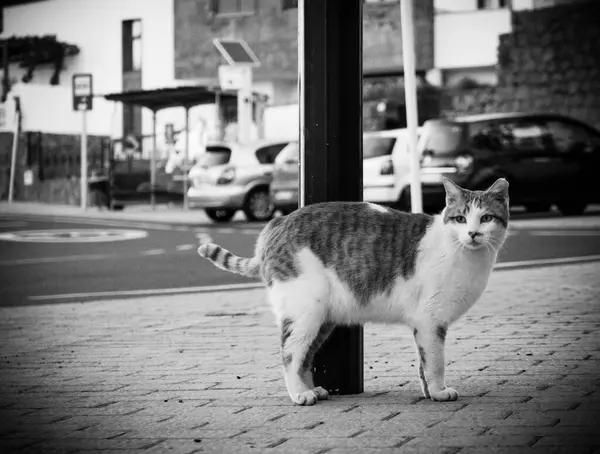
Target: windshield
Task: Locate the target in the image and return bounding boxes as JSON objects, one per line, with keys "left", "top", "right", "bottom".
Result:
{"left": 419, "top": 121, "right": 463, "bottom": 155}
{"left": 363, "top": 137, "right": 397, "bottom": 159}
{"left": 198, "top": 146, "right": 231, "bottom": 166}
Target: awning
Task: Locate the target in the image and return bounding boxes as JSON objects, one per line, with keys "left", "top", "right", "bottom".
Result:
{"left": 103, "top": 85, "right": 239, "bottom": 111}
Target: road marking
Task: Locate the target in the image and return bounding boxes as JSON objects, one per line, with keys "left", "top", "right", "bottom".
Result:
{"left": 29, "top": 282, "right": 265, "bottom": 301}
{"left": 0, "top": 214, "right": 185, "bottom": 231}
{"left": 195, "top": 232, "right": 213, "bottom": 244}
{"left": 495, "top": 254, "right": 600, "bottom": 270}
{"left": 0, "top": 229, "right": 148, "bottom": 243}
{"left": 27, "top": 254, "right": 600, "bottom": 302}
{"left": 176, "top": 244, "right": 196, "bottom": 251}
{"left": 0, "top": 253, "right": 117, "bottom": 266}
{"left": 526, "top": 230, "right": 600, "bottom": 236}
{"left": 140, "top": 249, "right": 166, "bottom": 256}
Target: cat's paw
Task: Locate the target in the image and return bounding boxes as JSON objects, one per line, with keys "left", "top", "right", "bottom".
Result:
{"left": 313, "top": 386, "right": 329, "bottom": 400}
{"left": 429, "top": 387, "right": 459, "bottom": 402}
{"left": 291, "top": 390, "right": 319, "bottom": 406}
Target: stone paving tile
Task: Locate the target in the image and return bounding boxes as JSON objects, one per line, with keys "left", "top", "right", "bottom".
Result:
{"left": 1, "top": 262, "right": 599, "bottom": 452}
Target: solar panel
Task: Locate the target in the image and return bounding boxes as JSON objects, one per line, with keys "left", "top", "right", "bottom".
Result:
{"left": 213, "top": 38, "right": 260, "bottom": 66}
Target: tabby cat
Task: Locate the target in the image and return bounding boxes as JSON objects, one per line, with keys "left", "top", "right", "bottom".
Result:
{"left": 198, "top": 177, "right": 509, "bottom": 405}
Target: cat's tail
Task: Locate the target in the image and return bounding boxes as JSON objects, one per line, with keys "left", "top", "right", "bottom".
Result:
{"left": 198, "top": 243, "right": 260, "bottom": 279}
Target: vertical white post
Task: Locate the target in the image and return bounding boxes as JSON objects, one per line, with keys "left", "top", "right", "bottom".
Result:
{"left": 151, "top": 110, "right": 157, "bottom": 210}
{"left": 8, "top": 103, "right": 19, "bottom": 204}
{"left": 400, "top": 0, "right": 423, "bottom": 214}
{"left": 237, "top": 66, "right": 252, "bottom": 144}
{"left": 80, "top": 109, "right": 88, "bottom": 210}
{"left": 183, "top": 106, "right": 190, "bottom": 210}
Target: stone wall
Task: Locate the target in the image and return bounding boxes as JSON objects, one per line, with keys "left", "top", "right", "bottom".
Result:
{"left": 173, "top": 0, "right": 434, "bottom": 83}
{"left": 0, "top": 131, "right": 110, "bottom": 204}
{"left": 443, "top": 0, "right": 600, "bottom": 130}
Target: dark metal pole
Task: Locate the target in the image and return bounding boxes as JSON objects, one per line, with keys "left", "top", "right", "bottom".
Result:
{"left": 299, "top": 0, "right": 364, "bottom": 395}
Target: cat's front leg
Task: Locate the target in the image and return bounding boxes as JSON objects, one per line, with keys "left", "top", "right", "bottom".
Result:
{"left": 412, "top": 324, "right": 458, "bottom": 402}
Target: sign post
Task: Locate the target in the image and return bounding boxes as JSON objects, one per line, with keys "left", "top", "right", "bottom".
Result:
{"left": 72, "top": 73, "right": 93, "bottom": 210}
{"left": 400, "top": 0, "right": 423, "bottom": 213}
{"left": 214, "top": 39, "right": 260, "bottom": 144}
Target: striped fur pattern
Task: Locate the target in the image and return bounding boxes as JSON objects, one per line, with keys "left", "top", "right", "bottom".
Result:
{"left": 198, "top": 177, "right": 510, "bottom": 405}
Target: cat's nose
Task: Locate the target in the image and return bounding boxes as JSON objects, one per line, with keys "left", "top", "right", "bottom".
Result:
{"left": 468, "top": 231, "right": 482, "bottom": 239}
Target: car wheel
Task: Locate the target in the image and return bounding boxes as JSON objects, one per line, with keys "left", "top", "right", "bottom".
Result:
{"left": 243, "top": 188, "right": 275, "bottom": 222}
{"left": 111, "top": 204, "right": 125, "bottom": 211}
{"left": 557, "top": 202, "right": 587, "bottom": 216}
{"left": 205, "top": 208, "right": 236, "bottom": 223}
{"left": 525, "top": 203, "right": 552, "bottom": 213}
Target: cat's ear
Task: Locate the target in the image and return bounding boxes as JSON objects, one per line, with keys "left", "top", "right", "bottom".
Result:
{"left": 442, "top": 177, "right": 464, "bottom": 205}
{"left": 486, "top": 178, "right": 509, "bottom": 200}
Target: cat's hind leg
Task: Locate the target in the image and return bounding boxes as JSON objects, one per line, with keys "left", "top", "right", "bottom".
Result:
{"left": 272, "top": 286, "right": 332, "bottom": 406}
{"left": 412, "top": 323, "right": 458, "bottom": 402}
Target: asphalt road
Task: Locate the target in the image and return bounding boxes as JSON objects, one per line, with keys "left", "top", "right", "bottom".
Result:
{"left": 1, "top": 214, "right": 600, "bottom": 307}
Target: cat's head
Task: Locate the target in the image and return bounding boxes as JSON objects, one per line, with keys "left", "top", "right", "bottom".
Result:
{"left": 441, "top": 178, "right": 509, "bottom": 251}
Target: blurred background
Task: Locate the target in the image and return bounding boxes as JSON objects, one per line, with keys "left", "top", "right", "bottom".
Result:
{"left": 1, "top": 0, "right": 599, "bottom": 306}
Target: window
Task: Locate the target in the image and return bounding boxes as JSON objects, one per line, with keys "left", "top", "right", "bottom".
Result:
{"left": 282, "top": 0, "right": 298, "bottom": 9}
{"left": 122, "top": 19, "right": 142, "bottom": 72}
{"left": 199, "top": 147, "right": 232, "bottom": 166}
{"left": 256, "top": 143, "right": 288, "bottom": 164}
{"left": 546, "top": 120, "right": 600, "bottom": 154}
{"left": 477, "top": 0, "right": 507, "bottom": 9}
{"left": 211, "top": 0, "right": 256, "bottom": 15}
{"left": 363, "top": 137, "right": 397, "bottom": 159}
{"left": 507, "top": 122, "right": 547, "bottom": 152}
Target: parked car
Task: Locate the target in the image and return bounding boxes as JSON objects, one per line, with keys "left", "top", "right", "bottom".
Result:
{"left": 418, "top": 112, "right": 600, "bottom": 215}
{"left": 187, "top": 138, "right": 292, "bottom": 222}
{"left": 271, "top": 128, "right": 435, "bottom": 213}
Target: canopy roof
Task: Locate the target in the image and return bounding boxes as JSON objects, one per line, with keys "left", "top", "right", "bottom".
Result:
{"left": 103, "top": 85, "right": 240, "bottom": 111}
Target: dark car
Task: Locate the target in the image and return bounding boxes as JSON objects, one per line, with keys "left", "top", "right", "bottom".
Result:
{"left": 417, "top": 112, "right": 600, "bottom": 215}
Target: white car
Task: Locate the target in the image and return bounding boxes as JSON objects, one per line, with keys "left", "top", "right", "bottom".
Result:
{"left": 363, "top": 128, "right": 427, "bottom": 207}
{"left": 187, "top": 138, "right": 291, "bottom": 222}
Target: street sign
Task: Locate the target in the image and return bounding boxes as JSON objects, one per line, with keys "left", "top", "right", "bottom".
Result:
{"left": 218, "top": 65, "right": 252, "bottom": 91}
{"left": 213, "top": 38, "right": 260, "bottom": 67}
{"left": 72, "top": 73, "right": 93, "bottom": 111}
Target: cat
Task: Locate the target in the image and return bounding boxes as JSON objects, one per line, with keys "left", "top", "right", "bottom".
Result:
{"left": 198, "top": 177, "right": 510, "bottom": 405}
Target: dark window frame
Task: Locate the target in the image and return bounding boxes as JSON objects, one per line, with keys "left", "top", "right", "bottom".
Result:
{"left": 122, "top": 19, "right": 142, "bottom": 72}
{"left": 210, "top": 0, "right": 257, "bottom": 16}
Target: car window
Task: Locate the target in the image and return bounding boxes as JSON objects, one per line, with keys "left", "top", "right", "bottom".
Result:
{"left": 507, "top": 122, "right": 547, "bottom": 152}
{"left": 419, "top": 121, "right": 463, "bottom": 155}
{"left": 363, "top": 137, "right": 396, "bottom": 159}
{"left": 255, "top": 143, "right": 288, "bottom": 164}
{"left": 197, "top": 146, "right": 231, "bottom": 166}
{"left": 545, "top": 120, "right": 600, "bottom": 154}
{"left": 275, "top": 142, "right": 299, "bottom": 164}
{"left": 471, "top": 121, "right": 547, "bottom": 153}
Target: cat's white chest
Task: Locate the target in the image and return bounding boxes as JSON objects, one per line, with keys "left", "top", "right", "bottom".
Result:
{"left": 415, "top": 247, "right": 494, "bottom": 323}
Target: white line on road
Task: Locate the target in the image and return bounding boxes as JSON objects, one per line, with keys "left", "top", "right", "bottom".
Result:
{"left": 140, "top": 249, "right": 166, "bottom": 256}
{"left": 495, "top": 254, "right": 600, "bottom": 270}
{"left": 27, "top": 254, "right": 600, "bottom": 302}
{"left": 195, "top": 232, "right": 213, "bottom": 244}
{"left": 0, "top": 253, "right": 117, "bottom": 266}
{"left": 526, "top": 230, "right": 600, "bottom": 236}
{"left": 29, "top": 282, "right": 264, "bottom": 301}
{"left": 176, "top": 244, "right": 196, "bottom": 251}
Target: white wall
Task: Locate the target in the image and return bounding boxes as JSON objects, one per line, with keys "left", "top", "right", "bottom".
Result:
{"left": 0, "top": 0, "right": 178, "bottom": 146}
{"left": 435, "top": 8, "right": 511, "bottom": 70}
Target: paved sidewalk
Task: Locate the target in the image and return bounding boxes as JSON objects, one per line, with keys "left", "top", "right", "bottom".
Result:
{"left": 1, "top": 262, "right": 599, "bottom": 453}
{"left": 2, "top": 201, "right": 600, "bottom": 229}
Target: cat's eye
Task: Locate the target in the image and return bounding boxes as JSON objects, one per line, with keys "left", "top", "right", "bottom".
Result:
{"left": 454, "top": 215, "right": 467, "bottom": 224}
{"left": 480, "top": 214, "right": 493, "bottom": 223}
